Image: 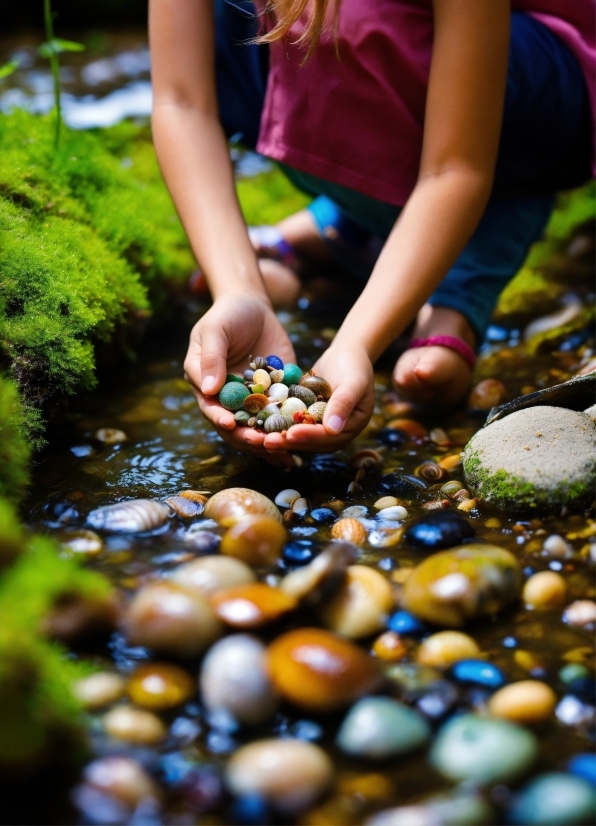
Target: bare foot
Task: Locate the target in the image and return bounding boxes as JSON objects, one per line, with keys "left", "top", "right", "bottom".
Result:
{"left": 393, "top": 305, "right": 476, "bottom": 406}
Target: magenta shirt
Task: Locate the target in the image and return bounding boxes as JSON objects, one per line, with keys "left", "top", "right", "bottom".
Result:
{"left": 257, "top": 0, "right": 595, "bottom": 206}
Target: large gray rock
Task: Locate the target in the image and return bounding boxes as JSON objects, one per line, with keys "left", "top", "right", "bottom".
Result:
{"left": 463, "top": 406, "right": 596, "bottom": 512}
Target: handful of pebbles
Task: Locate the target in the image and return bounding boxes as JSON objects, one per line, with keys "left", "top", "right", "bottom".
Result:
{"left": 218, "top": 354, "right": 332, "bottom": 433}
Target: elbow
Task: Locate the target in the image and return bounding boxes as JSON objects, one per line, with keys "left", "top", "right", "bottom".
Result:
{"left": 418, "top": 162, "right": 495, "bottom": 201}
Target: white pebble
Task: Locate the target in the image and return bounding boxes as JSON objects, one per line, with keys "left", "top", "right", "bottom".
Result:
{"left": 563, "top": 600, "right": 596, "bottom": 628}
{"left": 264, "top": 402, "right": 281, "bottom": 414}
{"left": 103, "top": 706, "right": 166, "bottom": 745}
{"left": 73, "top": 672, "right": 126, "bottom": 710}
{"left": 84, "top": 756, "right": 159, "bottom": 808}
{"left": 377, "top": 505, "right": 408, "bottom": 521}
{"left": 292, "top": 497, "right": 310, "bottom": 517}
{"left": 268, "top": 383, "right": 289, "bottom": 402}
{"left": 543, "top": 535, "right": 572, "bottom": 558}
{"left": 275, "top": 489, "right": 301, "bottom": 509}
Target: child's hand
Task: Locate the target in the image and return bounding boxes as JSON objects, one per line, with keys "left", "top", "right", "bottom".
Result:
{"left": 263, "top": 343, "right": 375, "bottom": 454}
{"left": 184, "top": 293, "right": 296, "bottom": 465}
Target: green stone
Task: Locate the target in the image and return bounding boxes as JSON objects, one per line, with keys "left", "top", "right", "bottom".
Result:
{"left": 281, "top": 364, "right": 303, "bottom": 387}
{"left": 226, "top": 373, "right": 245, "bottom": 384}
{"left": 509, "top": 773, "right": 596, "bottom": 825}
{"left": 336, "top": 697, "right": 431, "bottom": 759}
{"left": 219, "top": 382, "right": 250, "bottom": 411}
{"left": 558, "top": 663, "right": 589, "bottom": 684}
{"left": 430, "top": 714, "right": 538, "bottom": 784}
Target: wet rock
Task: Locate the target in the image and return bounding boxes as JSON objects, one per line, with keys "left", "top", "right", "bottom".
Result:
{"left": 88, "top": 499, "right": 170, "bottom": 533}
{"left": 226, "top": 739, "right": 333, "bottom": 814}
{"left": 220, "top": 515, "right": 287, "bottom": 565}
{"left": 204, "top": 488, "right": 281, "bottom": 526}
{"left": 83, "top": 756, "right": 160, "bottom": 808}
{"left": 170, "top": 556, "right": 255, "bottom": 597}
{"left": 509, "top": 773, "right": 596, "bottom": 825}
{"left": 122, "top": 582, "right": 222, "bottom": 657}
{"left": 401, "top": 543, "right": 521, "bottom": 626}
{"left": 430, "top": 714, "right": 538, "bottom": 783}
{"left": 376, "top": 474, "right": 426, "bottom": 497}
{"left": 266, "top": 628, "right": 381, "bottom": 712}
{"left": 336, "top": 697, "right": 430, "bottom": 759}
{"left": 416, "top": 631, "right": 480, "bottom": 668}
{"left": 127, "top": 663, "right": 195, "bottom": 710}
{"left": 103, "top": 705, "right": 166, "bottom": 745}
{"left": 487, "top": 680, "right": 556, "bottom": 724}
{"left": 318, "top": 565, "right": 394, "bottom": 639}
{"left": 73, "top": 672, "right": 126, "bottom": 710}
{"left": 463, "top": 407, "right": 596, "bottom": 512}
{"left": 404, "top": 511, "right": 475, "bottom": 552}
{"left": 200, "top": 635, "right": 279, "bottom": 725}
{"left": 211, "top": 583, "right": 297, "bottom": 629}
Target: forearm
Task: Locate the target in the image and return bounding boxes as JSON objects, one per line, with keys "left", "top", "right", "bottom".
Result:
{"left": 332, "top": 169, "right": 492, "bottom": 360}
{"left": 152, "top": 103, "right": 268, "bottom": 302}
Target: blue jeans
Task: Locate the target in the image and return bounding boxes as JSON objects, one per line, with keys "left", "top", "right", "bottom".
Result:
{"left": 214, "top": 2, "right": 591, "bottom": 341}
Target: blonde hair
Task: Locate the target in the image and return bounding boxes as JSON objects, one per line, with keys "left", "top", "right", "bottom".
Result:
{"left": 257, "top": 0, "right": 341, "bottom": 58}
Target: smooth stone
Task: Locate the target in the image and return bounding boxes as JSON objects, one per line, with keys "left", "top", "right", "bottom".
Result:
{"left": 401, "top": 543, "right": 521, "bottom": 627}
{"left": 127, "top": 663, "right": 195, "bottom": 710}
{"left": 281, "top": 364, "right": 303, "bottom": 386}
{"left": 488, "top": 680, "right": 557, "bottom": 724}
{"left": 318, "top": 564, "right": 395, "bottom": 639}
{"left": 568, "top": 754, "right": 596, "bottom": 787}
{"left": 365, "top": 790, "right": 495, "bottom": 826}
{"left": 509, "top": 773, "right": 596, "bottom": 825}
{"left": 170, "top": 556, "right": 255, "bottom": 597}
{"left": 73, "top": 672, "right": 126, "bottom": 710}
{"left": 200, "top": 634, "right": 279, "bottom": 725}
{"left": 103, "top": 705, "right": 166, "bottom": 745}
{"left": 430, "top": 714, "right": 538, "bottom": 783}
{"left": 404, "top": 511, "right": 475, "bottom": 552}
{"left": 559, "top": 663, "right": 589, "bottom": 684}
{"left": 84, "top": 756, "right": 160, "bottom": 808}
{"left": 226, "top": 739, "right": 333, "bottom": 814}
{"left": 376, "top": 474, "right": 426, "bottom": 497}
{"left": 266, "top": 628, "right": 381, "bottom": 712}
{"left": 563, "top": 600, "right": 596, "bottom": 628}
{"left": 211, "top": 583, "right": 297, "bottom": 628}
{"left": 336, "top": 697, "right": 431, "bottom": 759}
{"left": 282, "top": 540, "right": 317, "bottom": 567}
{"left": 416, "top": 631, "right": 480, "bottom": 668}
{"left": 372, "top": 631, "right": 408, "bottom": 662}
{"left": 122, "top": 582, "right": 223, "bottom": 658}
{"left": 59, "top": 529, "right": 104, "bottom": 556}
{"left": 387, "top": 610, "right": 427, "bottom": 636}
{"left": 463, "top": 407, "right": 596, "bottom": 512}
{"left": 204, "top": 488, "right": 282, "bottom": 526}
{"left": 377, "top": 428, "right": 407, "bottom": 447}
{"left": 450, "top": 659, "right": 505, "bottom": 689}
{"left": 220, "top": 515, "right": 287, "bottom": 565}
{"left": 310, "top": 508, "right": 336, "bottom": 524}
{"left": 523, "top": 571, "right": 567, "bottom": 609}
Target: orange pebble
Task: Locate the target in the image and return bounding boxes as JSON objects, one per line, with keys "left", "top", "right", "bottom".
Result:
{"left": 211, "top": 583, "right": 297, "bottom": 628}
{"left": 221, "top": 515, "right": 287, "bottom": 565}
{"left": 127, "top": 663, "right": 195, "bottom": 710}
{"left": 386, "top": 418, "right": 428, "bottom": 438}
{"left": 372, "top": 631, "right": 408, "bottom": 661}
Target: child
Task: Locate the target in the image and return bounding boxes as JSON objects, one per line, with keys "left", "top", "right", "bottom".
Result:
{"left": 150, "top": 0, "right": 594, "bottom": 464}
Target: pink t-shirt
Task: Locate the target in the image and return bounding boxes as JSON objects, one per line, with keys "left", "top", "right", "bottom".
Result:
{"left": 257, "top": 0, "right": 595, "bottom": 206}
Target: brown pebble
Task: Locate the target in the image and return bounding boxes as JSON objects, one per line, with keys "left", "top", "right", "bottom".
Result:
{"left": 95, "top": 428, "right": 127, "bottom": 445}
{"left": 523, "top": 571, "right": 567, "bottom": 609}
{"left": 211, "top": 583, "right": 297, "bottom": 628}
{"left": 331, "top": 518, "right": 367, "bottom": 545}
{"left": 103, "top": 705, "right": 166, "bottom": 745}
{"left": 488, "top": 680, "right": 556, "bottom": 724}
{"left": 220, "top": 515, "right": 287, "bottom": 565}
{"left": 170, "top": 555, "right": 255, "bottom": 597}
{"left": 467, "top": 378, "right": 507, "bottom": 410}
{"left": 386, "top": 419, "right": 428, "bottom": 438}
{"left": 372, "top": 631, "right": 407, "bottom": 662}
{"left": 127, "top": 663, "right": 195, "bottom": 710}
{"left": 266, "top": 628, "right": 381, "bottom": 712}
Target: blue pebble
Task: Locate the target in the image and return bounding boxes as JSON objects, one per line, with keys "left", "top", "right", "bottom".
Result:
{"left": 405, "top": 511, "right": 476, "bottom": 551}
{"left": 567, "top": 676, "right": 596, "bottom": 704}
{"left": 377, "top": 428, "right": 407, "bottom": 447}
{"left": 289, "top": 719, "right": 324, "bottom": 742}
{"left": 502, "top": 636, "right": 517, "bottom": 648}
{"left": 310, "top": 508, "right": 336, "bottom": 524}
{"left": 266, "top": 354, "right": 284, "bottom": 370}
{"left": 387, "top": 610, "right": 427, "bottom": 636}
{"left": 568, "top": 754, "right": 596, "bottom": 787}
{"left": 451, "top": 659, "right": 506, "bottom": 689}
{"left": 282, "top": 540, "right": 317, "bottom": 566}
{"left": 230, "top": 794, "right": 271, "bottom": 825}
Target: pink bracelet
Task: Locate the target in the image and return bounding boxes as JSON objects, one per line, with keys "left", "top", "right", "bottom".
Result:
{"left": 408, "top": 336, "right": 476, "bottom": 371}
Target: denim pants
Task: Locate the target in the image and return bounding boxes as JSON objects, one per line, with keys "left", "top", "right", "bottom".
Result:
{"left": 214, "top": 1, "right": 591, "bottom": 341}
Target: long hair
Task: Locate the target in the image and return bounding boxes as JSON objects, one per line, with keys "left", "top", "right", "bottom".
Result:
{"left": 256, "top": 0, "right": 341, "bottom": 59}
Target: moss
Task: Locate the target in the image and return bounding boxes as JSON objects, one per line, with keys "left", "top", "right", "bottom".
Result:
{"left": 237, "top": 168, "right": 311, "bottom": 226}
{"left": 0, "top": 375, "right": 31, "bottom": 502}
{"left": 0, "top": 499, "right": 109, "bottom": 769}
{"left": 463, "top": 448, "right": 595, "bottom": 513}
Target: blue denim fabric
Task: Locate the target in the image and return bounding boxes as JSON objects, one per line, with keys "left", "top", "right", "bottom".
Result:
{"left": 213, "top": 0, "right": 590, "bottom": 341}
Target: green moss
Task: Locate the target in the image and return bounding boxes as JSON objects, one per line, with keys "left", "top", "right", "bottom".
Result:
{"left": 237, "top": 168, "right": 311, "bottom": 226}
{"left": 463, "top": 449, "right": 594, "bottom": 513}
{"left": 0, "top": 375, "right": 31, "bottom": 501}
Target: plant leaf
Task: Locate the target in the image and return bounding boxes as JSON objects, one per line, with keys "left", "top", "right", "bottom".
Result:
{"left": 38, "top": 38, "right": 85, "bottom": 57}
{"left": 0, "top": 60, "right": 19, "bottom": 79}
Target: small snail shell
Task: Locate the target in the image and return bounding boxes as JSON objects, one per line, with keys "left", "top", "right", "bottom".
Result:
{"left": 298, "top": 374, "right": 332, "bottom": 401}
{"left": 288, "top": 385, "right": 317, "bottom": 406}
{"left": 307, "top": 402, "right": 327, "bottom": 423}
{"left": 268, "top": 383, "right": 289, "bottom": 403}
{"left": 253, "top": 369, "right": 272, "bottom": 391}
{"left": 330, "top": 518, "right": 367, "bottom": 545}
{"left": 291, "top": 497, "right": 310, "bottom": 517}
{"left": 164, "top": 495, "right": 204, "bottom": 518}
{"left": 243, "top": 393, "right": 270, "bottom": 414}
{"left": 275, "top": 489, "right": 301, "bottom": 509}
{"left": 415, "top": 462, "right": 447, "bottom": 481}
{"left": 280, "top": 398, "right": 307, "bottom": 417}
{"left": 349, "top": 449, "right": 383, "bottom": 471}
{"left": 87, "top": 499, "right": 170, "bottom": 533}
{"left": 264, "top": 414, "right": 294, "bottom": 433}
{"left": 250, "top": 356, "right": 268, "bottom": 370}
{"left": 235, "top": 410, "right": 251, "bottom": 425}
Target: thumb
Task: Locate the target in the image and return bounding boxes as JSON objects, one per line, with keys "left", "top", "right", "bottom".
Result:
{"left": 199, "top": 324, "right": 229, "bottom": 395}
{"left": 323, "top": 382, "right": 359, "bottom": 435}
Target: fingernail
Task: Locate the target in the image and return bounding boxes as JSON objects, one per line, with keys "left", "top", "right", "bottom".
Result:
{"left": 327, "top": 415, "right": 345, "bottom": 434}
{"left": 202, "top": 376, "right": 216, "bottom": 394}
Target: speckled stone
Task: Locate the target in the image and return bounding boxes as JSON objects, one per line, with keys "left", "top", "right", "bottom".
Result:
{"left": 430, "top": 714, "right": 538, "bottom": 784}
{"left": 336, "top": 697, "right": 431, "bottom": 759}
{"left": 463, "top": 407, "right": 596, "bottom": 512}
